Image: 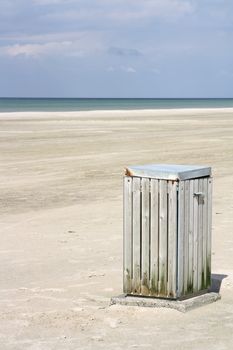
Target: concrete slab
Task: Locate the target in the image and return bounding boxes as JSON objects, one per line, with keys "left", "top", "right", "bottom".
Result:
{"left": 110, "top": 293, "right": 221, "bottom": 313}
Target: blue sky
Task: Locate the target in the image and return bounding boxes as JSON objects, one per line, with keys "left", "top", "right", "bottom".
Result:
{"left": 0, "top": 0, "right": 232, "bottom": 97}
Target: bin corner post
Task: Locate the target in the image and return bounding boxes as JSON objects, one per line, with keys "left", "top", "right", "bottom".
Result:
{"left": 177, "top": 180, "right": 185, "bottom": 298}
{"left": 207, "top": 177, "right": 213, "bottom": 288}
{"left": 123, "top": 176, "right": 132, "bottom": 294}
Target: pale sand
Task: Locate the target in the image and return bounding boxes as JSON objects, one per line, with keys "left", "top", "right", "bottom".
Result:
{"left": 0, "top": 108, "right": 233, "bottom": 349}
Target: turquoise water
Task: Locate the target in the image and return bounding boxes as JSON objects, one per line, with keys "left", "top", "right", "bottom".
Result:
{"left": 0, "top": 98, "right": 233, "bottom": 112}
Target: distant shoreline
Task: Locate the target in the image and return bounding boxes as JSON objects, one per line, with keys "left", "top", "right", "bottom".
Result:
{"left": 0, "top": 107, "right": 233, "bottom": 119}
{"left": 1, "top": 97, "right": 233, "bottom": 113}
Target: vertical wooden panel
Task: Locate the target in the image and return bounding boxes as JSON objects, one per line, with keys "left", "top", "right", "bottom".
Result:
{"left": 188, "top": 180, "right": 194, "bottom": 294}
{"left": 158, "top": 180, "right": 168, "bottom": 296}
{"left": 183, "top": 180, "right": 189, "bottom": 295}
{"left": 167, "top": 181, "right": 177, "bottom": 298}
{"left": 207, "top": 177, "right": 213, "bottom": 287}
{"left": 202, "top": 177, "right": 208, "bottom": 289}
{"left": 177, "top": 181, "right": 185, "bottom": 297}
{"left": 193, "top": 179, "right": 199, "bottom": 293}
{"left": 150, "top": 179, "right": 159, "bottom": 295}
{"left": 132, "top": 177, "right": 141, "bottom": 294}
{"left": 123, "top": 176, "right": 132, "bottom": 293}
{"left": 141, "top": 177, "right": 150, "bottom": 295}
{"left": 197, "top": 178, "right": 204, "bottom": 290}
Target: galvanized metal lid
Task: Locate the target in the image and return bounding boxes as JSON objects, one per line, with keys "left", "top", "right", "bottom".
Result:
{"left": 125, "top": 164, "right": 211, "bottom": 181}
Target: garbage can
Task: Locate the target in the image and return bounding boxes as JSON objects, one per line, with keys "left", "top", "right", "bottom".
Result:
{"left": 123, "top": 164, "right": 212, "bottom": 299}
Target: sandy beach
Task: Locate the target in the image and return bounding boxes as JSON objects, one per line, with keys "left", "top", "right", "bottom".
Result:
{"left": 1, "top": 108, "right": 233, "bottom": 349}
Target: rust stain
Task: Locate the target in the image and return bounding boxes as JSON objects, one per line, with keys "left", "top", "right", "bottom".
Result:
{"left": 124, "top": 167, "right": 134, "bottom": 177}
{"left": 141, "top": 285, "right": 150, "bottom": 296}
{"left": 171, "top": 179, "right": 179, "bottom": 184}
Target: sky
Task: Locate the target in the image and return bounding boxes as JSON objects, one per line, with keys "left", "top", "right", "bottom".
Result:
{"left": 0, "top": 0, "right": 232, "bottom": 98}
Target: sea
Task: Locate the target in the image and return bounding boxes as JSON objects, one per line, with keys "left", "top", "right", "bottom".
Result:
{"left": 0, "top": 98, "right": 233, "bottom": 112}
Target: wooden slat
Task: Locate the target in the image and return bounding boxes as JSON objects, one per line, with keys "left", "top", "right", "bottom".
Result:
{"left": 197, "top": 178, "right": 204, "bottom": 290}
{"left": 183, "top": 180, "right": 189, "bottom": 295}
{"left": 188, "top": 180, "right": 194, "bottom": 294}
{"left": 207, "top": 177, "right": 213, "bottom": 287}
{"left": 177, "top": 181, "right": 185, "bottom": 297}
{"left": 132, "top": 177, "right": 141, "bottom": 294}
{"left": 158, "top": 180, "right": 168, "bottom": 296}
{"left": 150, "top": 179, "right": 159, "bottom": 295}
{"left": 123, "top": 176, "right": 132, "bottom": 293}
{"left": 167, "top": 181, "right": 177, "bottom": 298}
{"left": 202, "top": 177, "right": 208, "bottom": 289}
{"left": 193, "top": 179, "right": 199, "bottom": 293}
{"left": 141, "top": 177, "right": 150, "bottom": 295}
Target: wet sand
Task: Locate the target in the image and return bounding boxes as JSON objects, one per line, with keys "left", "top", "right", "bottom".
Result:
{"left": 0, "top": 108, "right": 233, "bottom": 349}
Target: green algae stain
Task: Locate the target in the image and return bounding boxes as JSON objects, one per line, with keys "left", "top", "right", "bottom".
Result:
{"left": 187, "top": 281, "right": 193, "bottom": 294}
{"left": 123, "top": 268, "right": 131, "bottom": 293}
{"left": 206, "top": 264, "right": 211, "bottom": 287}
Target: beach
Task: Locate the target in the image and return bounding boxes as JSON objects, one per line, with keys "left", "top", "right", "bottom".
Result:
{"left": 1, "top": 108, "right": 233, "bottom": 349}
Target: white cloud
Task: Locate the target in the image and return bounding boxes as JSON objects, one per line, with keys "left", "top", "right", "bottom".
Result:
{"left": 106, "top": 65, "right": 137, "bottom": 73}
{"left": 0, "top": 41, "right": 73, "bottom": 57}
{"left": 122, "top": 66, "right": 136, "bottom": 73}
{"left": 0, "top": 31, "right": 105, "bottom": 58}
{"left": 0, "top": 31, "right": 103, "bottom": 46}
{"left": 41, "top": 0, "right": 195, "bottom": 23}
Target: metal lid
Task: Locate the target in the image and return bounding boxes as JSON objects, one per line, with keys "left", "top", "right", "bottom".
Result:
{"left": 125, "top": 164, "right": 211, "bottom": 181}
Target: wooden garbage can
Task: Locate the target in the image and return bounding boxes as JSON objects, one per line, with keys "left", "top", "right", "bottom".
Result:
{"left": 123, "top": 164, "right": 212, "bottom": 299}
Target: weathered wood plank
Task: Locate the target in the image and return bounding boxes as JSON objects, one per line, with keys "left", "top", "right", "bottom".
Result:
{"left": 188, "top": 179, "right": 194, "bottom": 294}
{"left": 184, "top": 180, "right": 189, "bottom": 295}
{"left": 132, "top": 177, "right": 141, "bottom": 294}
{"left": 207, "top": 177, "right": 213, "bottom": 287}
{"left": 158, "top": 180, "right": 168, "bottom": 296}
{"left": 141, "top": 177, "right": 150, "bottom": 295}
{"left": 167, "top": 181, "right": 177, "bottom": 298}
{"left": 123, "top": 176, "right": 132, "bottom": 293}
{"left": 197, "top": 178, "right": 204, "bottom": 290}
{"left": 193, "top": 179, "right": 199, "bottom": 293}
{"left": 202, "top": 177, "right": 208, "bottom": 289}
{"left": 177, "top": 181, "right": 185, "bottom": 298}
{"left": 150, "top": 179, "right": 159, "bottom": 295}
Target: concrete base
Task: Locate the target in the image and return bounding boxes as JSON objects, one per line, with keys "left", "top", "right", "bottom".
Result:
{"left": 110, "top": 292, "right": 221, "bottom": 313}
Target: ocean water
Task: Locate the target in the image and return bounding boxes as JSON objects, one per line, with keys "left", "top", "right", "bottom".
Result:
{"left": 0, "top": 98, "right": 233, "bottom": 112}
